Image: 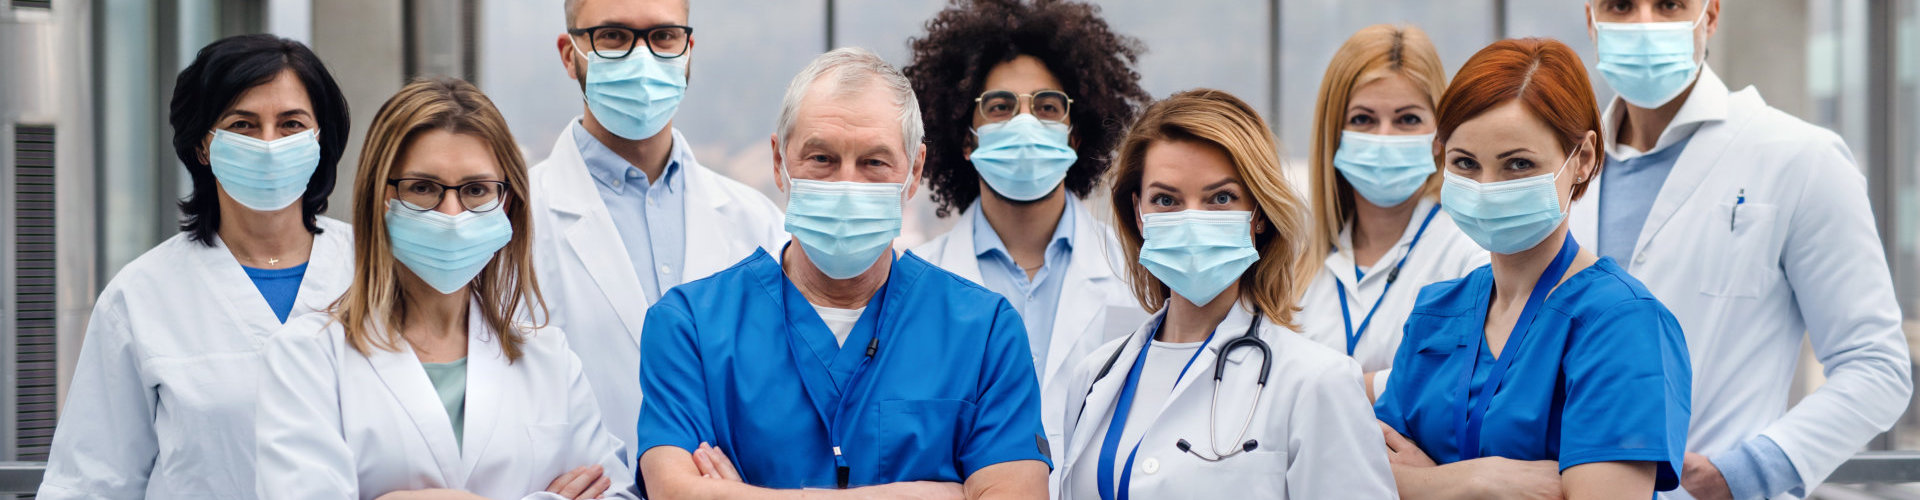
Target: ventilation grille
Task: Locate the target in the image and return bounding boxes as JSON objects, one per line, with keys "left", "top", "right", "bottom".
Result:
{"left": 14, "top": 125, "right": 56, "bottom": 464}
{"left": 11, "top": 0, "right": 51, "bottom": 10}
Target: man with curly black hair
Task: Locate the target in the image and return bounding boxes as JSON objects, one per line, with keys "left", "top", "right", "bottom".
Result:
{"left": 903, "top": 0, "right": 1153, "bottom": 464}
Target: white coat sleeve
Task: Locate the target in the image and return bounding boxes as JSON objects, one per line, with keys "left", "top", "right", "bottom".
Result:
{"left": 1763, "top": 137, "right": 1915, "bottom": 489}
{"left": 254, "top": 325, "right": 359, "bottom": 499}
{"left": 521, "top": 339, "right": 640, "bottom": 500}
{"left": 1285, "top": 358, "right": 1398, "bottom": 500}
{"left": 36, "top": 302, "right": 158, "bottom": 499}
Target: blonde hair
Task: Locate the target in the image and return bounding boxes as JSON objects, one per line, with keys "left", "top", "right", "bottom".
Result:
{"left": 1304, "top": 24, "right": 1448, "bottom": 274}
{"left": 1109, "top": 89, "right": 1308, "bottom": 328}
{"left": 331, "top": 77, "right": 545, "bottom": 362}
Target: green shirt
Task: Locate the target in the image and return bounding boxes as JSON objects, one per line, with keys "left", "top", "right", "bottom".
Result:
{"left": 421, "top": 357, "right": 468, "bottom": 450}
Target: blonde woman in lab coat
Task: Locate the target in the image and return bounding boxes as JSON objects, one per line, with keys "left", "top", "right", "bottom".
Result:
{"left": 1059, "top": 89, "right": 1396, "bottom": 500}
{"left": 255, "top": 77, "right": 634, "bottom": 500}
{"left": 1293, "top": 25, "right": 1487, "bottom": 401}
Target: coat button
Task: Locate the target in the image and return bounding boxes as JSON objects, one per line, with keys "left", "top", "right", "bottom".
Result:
{"left": 1141, "top": 457, "right": 1160, "bottom": 474}
{"left": 1634, "top": 252, "right": 1647, "bottom": 265}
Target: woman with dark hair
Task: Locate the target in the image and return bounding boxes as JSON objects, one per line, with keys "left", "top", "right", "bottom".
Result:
{"left": 903, "top": 0, "right": 1153, "bottom": 462}
{"left": 1371, "top": 38, "right": 1691, "bottom": 499}
{"left": 38, "top": 34, "right": 353, "bottom": 499}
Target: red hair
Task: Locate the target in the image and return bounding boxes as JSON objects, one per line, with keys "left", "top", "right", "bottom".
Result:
{"left": 1435, "top": 38, "right": 1602, "bottom": 200}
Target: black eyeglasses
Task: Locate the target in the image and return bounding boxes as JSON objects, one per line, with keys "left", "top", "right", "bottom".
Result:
{"left": 975, "top": 90, "right": 1073, "bottom": 123}
{"left": 385, "top": 178, "right": 509, "bottom": 213}
{"left": 567, "top": 24, "right": 694, "bottom": 59}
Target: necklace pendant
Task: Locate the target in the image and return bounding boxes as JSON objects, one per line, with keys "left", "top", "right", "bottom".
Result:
{"left": 267, "top": 258, "right": 280, "bottom": 266}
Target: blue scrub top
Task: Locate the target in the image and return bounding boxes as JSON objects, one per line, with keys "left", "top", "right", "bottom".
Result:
{"left": 636, "top": 248, "right": 1051, "bottom": 489}
{"left": 1373, "top": 258, "right": 1691, "bottom": 490}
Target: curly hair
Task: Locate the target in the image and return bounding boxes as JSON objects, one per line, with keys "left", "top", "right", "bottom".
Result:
{"left": 903, "top": 0, "right": 1150, "bottom": 218}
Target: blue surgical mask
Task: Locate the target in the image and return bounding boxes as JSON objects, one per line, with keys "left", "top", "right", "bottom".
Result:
{"left": 969, "top": 114, "right": 1077, "bottom": 201}
{"left": 1138, "top": 210, "right": 1259, "bottom": 307}
{"left": 208, "top": 129, "right": 322, "bottom": 211}
{"left": 1593, "top": 4, "right": 1709, "bottom": 108}
{"left": 572, "top": 38, "right": 687, "bottom": 140}
{"left": 1333, "top": 131, "right": 1436, "bottom": 207}
{"left": 782, "top": 168, "right": 911, "bottom": 280}
{"left": 1440, "top": 148, "right": 1578, "bottom": 255}
{"left": 385, "top": 199, "right": 514, "bottom": 294}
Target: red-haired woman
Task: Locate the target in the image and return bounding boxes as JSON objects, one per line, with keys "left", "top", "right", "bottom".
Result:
{"left": 1370, "top": 38, "right": 1691, "bottom": 499}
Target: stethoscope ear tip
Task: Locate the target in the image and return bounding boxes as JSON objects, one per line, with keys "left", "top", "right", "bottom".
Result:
{"left": 1242, "top": 440, "right": 1259, "bottom": 452}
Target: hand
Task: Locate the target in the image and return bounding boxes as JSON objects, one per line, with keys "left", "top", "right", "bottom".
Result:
{"left": 1468, "top": 457, "right": 1563, "bottom": 500}
{"left": 692, "top": 442, "right": 743, "bottom": 482}
{"left": 866, "top": 481, "right": 964, "bottom": 500}
{"left": 1379, "top": 421, "right": 1435, "bottom": 467}
{"left": 546, "top": 464, "right": 612, "bottom": 500}
{"left": 1680, "top": 452, "right": 1734, "bottom": 500}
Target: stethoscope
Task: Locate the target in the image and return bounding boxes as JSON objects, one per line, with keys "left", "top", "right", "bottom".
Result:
{"left": 1082, "top": 306, "right": 1275, "bottom": 485}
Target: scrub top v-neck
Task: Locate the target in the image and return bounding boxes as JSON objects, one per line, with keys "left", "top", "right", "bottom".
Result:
{"left": 1373, "top": 244, "right": 1691, "bottom": 490}
{"left": 635, "top": 249, "right": 1051, "bottom": 489}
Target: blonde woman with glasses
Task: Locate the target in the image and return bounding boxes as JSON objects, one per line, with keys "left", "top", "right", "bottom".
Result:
{"left": 254, "top": 77, "right": 635, "bottom": 500}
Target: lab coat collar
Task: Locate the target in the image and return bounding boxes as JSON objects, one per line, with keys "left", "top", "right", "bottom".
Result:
{"left": 1602, "top": 65, "right": 1731, "bottom": 161}
{"left": 933, "top": 196, "right": 1120, "bottom": 385}
{"left": 196, "top": 216, "right": 351, "bottom": 336}
{"left": 1574, "top": 77, "right": 1766, "bottom": 260}
{"left": 548, "top": 120, "right": 725, "bottom": 218}
{"left": 541, "top": 120, "right": 736, "bottom": 349}
{"left": 1062, "top": 301, "right": 1262, "bottom": 474}
{"left": 1328, "top": 196, "right": 1440, "bottom": 292}
{"left": 1047, "top": 196, "right": 1122, "bottom": 384}
{"left": 360, "top": 302, "right": 501, "bottom": 487}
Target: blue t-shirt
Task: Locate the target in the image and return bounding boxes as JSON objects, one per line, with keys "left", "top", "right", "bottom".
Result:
{"left": 242, "top": 262, "right": 308, "bottom": 323}
{"left": 1374, "top": 258, "right": 1691, "bottom": 490}
{"left": 635, "top": 249, "right": 1050, "bottom": 489}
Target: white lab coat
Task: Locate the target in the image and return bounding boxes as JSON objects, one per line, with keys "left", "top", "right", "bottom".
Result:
{"left": 1569, "top": 67, "right": 1912, "bottom": 498}
{"left": 1058, "top": 304, "right": 1398, "bottom": 500}
{"left": 1294, "top": 196, "right": 1487, "bottom": 393}
{"left": 909, "top": 197, "right": 1149, "bottom": 464}
{"left": 529, "top": 120, "right": 786, "bottom": 467}
{"left": 36, "top": 217, "right": 353, "bottom": 500}
{"left": 254, "top": 307, "right": 637, "bottom": 500}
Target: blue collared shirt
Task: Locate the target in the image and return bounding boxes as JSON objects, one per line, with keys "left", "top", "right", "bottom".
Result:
{"left": 971, "top": 198, "right": 1076, "bottom": 364}
{"left": 573, "top": 124, "right": 687, "bottom": 303}
{"left": 1597, "top": 134, "right": 1693, "bottom": 265}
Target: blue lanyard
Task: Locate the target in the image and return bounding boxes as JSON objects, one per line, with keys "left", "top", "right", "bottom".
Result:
{"left": 1098, "top": 315, "right": 1217, "bottom": 500}
{"left": 779, "top": 250, "right": 895, "bottom": 489}
{"left": 1451, "top": 234, "right": 1579, "bottom": 461}
{"left": 1336, "top": 206, "right": 1442, "bottom": 355}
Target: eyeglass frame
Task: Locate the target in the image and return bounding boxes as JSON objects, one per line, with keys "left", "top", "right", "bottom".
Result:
{"left": 974, "top": 90, "right": 1074, "bottom": 124}
{"left": 384, "top": 178, "right": 511, "bottom": 213}
{"left": 565, "top": 24, "right": 696, "bottom": 60}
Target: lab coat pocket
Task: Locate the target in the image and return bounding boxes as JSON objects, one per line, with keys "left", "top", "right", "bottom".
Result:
{"left": 523, "top": 422, "right": 573, "bottom": 490}
{"left": 1698, "top": 202, "right": 1778, "bottom": 298}
{"left": 873, "top": 399, "right": 976, "bottom": 482}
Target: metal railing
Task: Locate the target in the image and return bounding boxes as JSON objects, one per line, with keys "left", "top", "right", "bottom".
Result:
{"left": 0, "top": 462, "right": 41, "bottom": 494}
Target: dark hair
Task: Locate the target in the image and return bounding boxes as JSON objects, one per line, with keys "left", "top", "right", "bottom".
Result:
{"left": 903, "top": 0, "right": 1150, "bottom": 217}
{"left": 170, "top": 34, "right": 350, "bottom": 246}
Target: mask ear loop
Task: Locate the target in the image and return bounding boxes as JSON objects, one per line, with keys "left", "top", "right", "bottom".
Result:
{"left": 1553, "top": 139, "right": 1589, "bottom": 214}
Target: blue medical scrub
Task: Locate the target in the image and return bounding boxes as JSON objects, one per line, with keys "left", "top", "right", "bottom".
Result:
{"left": 636, "top": 248, "right": 1051, "bottom": 489}
{"left": 1373, "top": 253, "right": 1690, "bottom": 490}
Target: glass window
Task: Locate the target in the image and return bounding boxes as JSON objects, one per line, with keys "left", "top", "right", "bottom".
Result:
{"left": 1503, "top": 0, "right": 1616, "bottom": 105}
